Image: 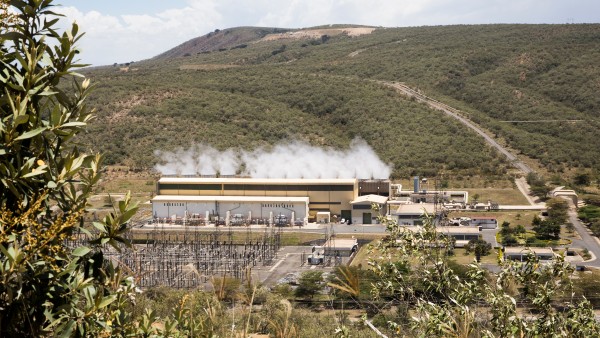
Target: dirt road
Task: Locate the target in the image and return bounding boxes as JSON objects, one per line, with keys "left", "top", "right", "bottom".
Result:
{"left": 514, "top": 177, "right": 542, "bottom": 206}
{"left": 380, "top": 81, "right": 533, "bottom": 174}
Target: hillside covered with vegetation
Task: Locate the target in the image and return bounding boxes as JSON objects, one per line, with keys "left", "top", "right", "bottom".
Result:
{"left": 4, "top": 2, "right": 600, "bottom": 335}
{"left": 82, "top": 24, "right": 600, "bottom": 178}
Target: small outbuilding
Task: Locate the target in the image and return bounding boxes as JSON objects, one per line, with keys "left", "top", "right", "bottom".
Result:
{"left": 503, "top": 247, "right": 555, "bottom": 262}
{"left": 469, "top": 217, "right": 498, "bottom": 229}
{"left": 436, "top": 226, "right": 481, "bottom": 247}
{"left": 350, "top": 194, "right": 388, "bottom": 224}
{"left": 324, "top": 238, "right": 359, "bottom": 257}
{"left": 387, "top": 202, "right": 436, "bottom": 226}
{"left": 316, "top": 211, "right": 331, "bottom": 224}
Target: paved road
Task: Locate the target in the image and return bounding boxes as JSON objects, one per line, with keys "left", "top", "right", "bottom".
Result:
{"left": 380, "top": 81, "right": 533, "bottom": 174}
{"left": 566, "top": 203, "right": 600, "bottom": 267}
{"left": 375, "top": 81, "right": 600, "bottom": 269}
{"left": 256, "top": 246, "right": 316, "bottom": 286}
{"left": 481, "top": 229, "right": 499, "bottom": 247}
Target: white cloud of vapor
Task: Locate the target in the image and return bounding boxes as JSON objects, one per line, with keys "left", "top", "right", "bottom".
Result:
{"left": 154, "top": 138, "right": 391, "bottom": 179}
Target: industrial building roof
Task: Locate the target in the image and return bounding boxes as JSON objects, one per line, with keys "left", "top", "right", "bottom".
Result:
{"left": 158, "top": 177, "right": 357, "bottom": 185}
{"left": 350, "top": 194, "right": 388, "bottom": 205}
{"left": 504, "top": 247, "right": 554, "bottom": 255}
{"left": 324, "top": 238, "right": 358, "bottom": 250}
{"left": 152, "top": 195, "right": 310, "bottom": 203}
{"left": 388, "top": 203, "right": 436, "bottom": 215}
{"left": 436, "top": 226, "right": 481, "bottom": 234}
{"left": 399, "top": 226, "right": 480, "bottom": 234}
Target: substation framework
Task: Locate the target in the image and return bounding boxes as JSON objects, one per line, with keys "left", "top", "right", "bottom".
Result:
{"left": 66, "top": 226, "right": 281, "bottom": 289}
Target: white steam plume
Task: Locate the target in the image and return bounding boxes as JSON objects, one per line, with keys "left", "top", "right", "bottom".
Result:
{"left": 154, "top": 138, "right": 391, "bottom": 179}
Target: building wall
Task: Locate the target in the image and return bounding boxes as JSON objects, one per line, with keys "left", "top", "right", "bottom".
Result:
{"left": 505, "top": 253, "right": 554, "bottom": 262}
{"left": 351, "top": 203, "right": 386, "bottom": 224}
{"left": 389, "top": 214, "right": 424, "bottom": 226}
{"left": 153, "top": 200, "right": 308, "bottom": 222}
{"left": 470, "top": 218, "right": 498, "bottom": 229}
{"left": 157, "top": 180, "right": 358, "bottom": 216}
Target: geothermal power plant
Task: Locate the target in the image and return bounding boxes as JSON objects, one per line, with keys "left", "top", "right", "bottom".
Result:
{"left": 151, "top": 177, "right": 391, "bottom": 226}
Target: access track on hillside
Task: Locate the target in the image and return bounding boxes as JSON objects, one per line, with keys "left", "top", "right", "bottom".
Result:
{"left": 378, "top": 81, "right": 533, "bottom": 175}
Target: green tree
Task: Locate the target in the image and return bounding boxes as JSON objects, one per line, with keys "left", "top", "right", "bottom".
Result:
{"left": 527, "top": 172, "right": 551, "bottom": 199}
{"left": 1, "top": 1, "right": 138, "bottom": 336}
{"left": 526, "top": 172, "right": 545, "bottom": 186}
{"left": 328, "top": 265, "right": 377, "bottom": 301}
{"left": 366, "top": 211, "right": 600, "bottom": 336}
{"left": 583, "top": 195, "right": 600, "bottom": 207}
{"left": 499, "top": 221, "right": 511, "bottom": 237}
{"left": 578, "top": 205, "right": 600, "bottom": 223}
{"left": 573, "top": 171, "right": 591, "bottom": 186}
{"left": 533, "top": 219, "right": 561, "bottom": 240}
{"left": 464, "top": 238, "right": 492, "bottom": 262}
{"left": 546, "top": 197, "right": 569, "bottom": 224}
{"left": 295, "top": 271, "right": 324, "bottom": 299}
{"left": 502, "top": 233, "right": 518, "bottom": 246}
{"left": 514, "top": 224, "right": 526, "bottom": 235}
{"left": 588, "top": 219, "right": 600, "bottom": 237}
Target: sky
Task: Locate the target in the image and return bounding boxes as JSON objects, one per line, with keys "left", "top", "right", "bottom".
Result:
{"left": 54, "top": 0, "right": 600, "bottom": 66}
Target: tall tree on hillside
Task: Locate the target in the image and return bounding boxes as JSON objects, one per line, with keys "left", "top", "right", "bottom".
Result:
{"left": 1, "top": 1, "right": 138, "bottom": 335}
{"left": 546, "top": 197, "right": 569, "bottom": 224}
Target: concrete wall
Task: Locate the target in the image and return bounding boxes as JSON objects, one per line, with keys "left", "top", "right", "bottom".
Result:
{"left": 153, "top": 200, "right": 308, "bottom": 223}
{"left": 388, "top": 215, "right": 424, "bottom": 226}
{"left": 157, "top": 182, "right": 356, "bottom": 216}
{"left": 470, "top": 218, "right": 498, "bottom": 229}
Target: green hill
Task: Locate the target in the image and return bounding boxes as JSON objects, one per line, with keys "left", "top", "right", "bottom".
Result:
{"left": 82, "top": 24, "right": 600, "bottom": 178}
{"left": 153, "top": 26, "right": 291, "bottom": 59}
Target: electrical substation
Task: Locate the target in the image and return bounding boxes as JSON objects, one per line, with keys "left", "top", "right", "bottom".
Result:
{"left": 67, "top": 226, "right": 281, "bottom": 289}
{"left": 76, "top": 176, "right": 476, "bottom": 289}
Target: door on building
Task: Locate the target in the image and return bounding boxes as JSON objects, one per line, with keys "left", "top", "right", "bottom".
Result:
{"left": 341, "top": 210, "right": 351, "bottom": 224}
{"left": 362, "top": 212, "right": 372, "bottom": 224}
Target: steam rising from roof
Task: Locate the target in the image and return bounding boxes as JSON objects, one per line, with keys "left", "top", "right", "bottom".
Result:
{"left": 154, "top": 138, "right": 391, "bottom": 179}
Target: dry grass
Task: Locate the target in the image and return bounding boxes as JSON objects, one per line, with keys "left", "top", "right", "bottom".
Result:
{"left": 179, "top": 64, "right": 240, "bottom": 70}
{"left": 450, "top": 248, "right": 498, "bottom": 265}
{"left": 391, "top": 177, "right": 522, "bottom": 201}
{"left": 448, "top": 210, "right": 538, "bottom": 228}
{"left": 98, "top": 168, "right": 158, "bottom": 196}
{"left": 350, "top": 240, "right": 380, "bottom": 267}
{"left": 129, "top": 229, "right": 326, "bottom": 245}
{"left": 465, "top": 188, "right": 529, "bottom": 205}
{"left": 351, "top": 242, "right": 500, "bottom": 268}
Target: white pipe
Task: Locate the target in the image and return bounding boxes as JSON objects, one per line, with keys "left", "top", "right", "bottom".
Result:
{"left": 226, "top": 210, "right": 231, "bottom": 226}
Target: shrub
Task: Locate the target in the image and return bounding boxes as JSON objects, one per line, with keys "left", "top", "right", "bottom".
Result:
{"left": 464, "top": 239, "right": 492, "bottom": 261}
{"left": 295, "top": 271, "right": 324, "bottom": 299}
{"left": 0, "top": 2, "right": 138, "bottom": 335}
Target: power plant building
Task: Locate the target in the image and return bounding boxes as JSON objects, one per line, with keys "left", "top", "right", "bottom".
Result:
{"left": 151, "top": 176, "right": 468, "bottom": 226}
{"left": 152, "top": 177, "right": 383, "bottom": 224}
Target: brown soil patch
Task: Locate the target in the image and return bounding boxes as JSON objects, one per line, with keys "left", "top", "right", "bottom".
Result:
{"left": 261, "top": 27, "right": 376, "bottom": 41}
{"left": 348, "top": 49, "right": 366, "bottom": 57}
{"left": 516, "top": 53, "right": 533, "bottom": 66}
{"left": 108, "top": 90, "right": 181, "bottom": 123}
{"left": 179, "top": 64, "right": 240, "bottom": 71}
